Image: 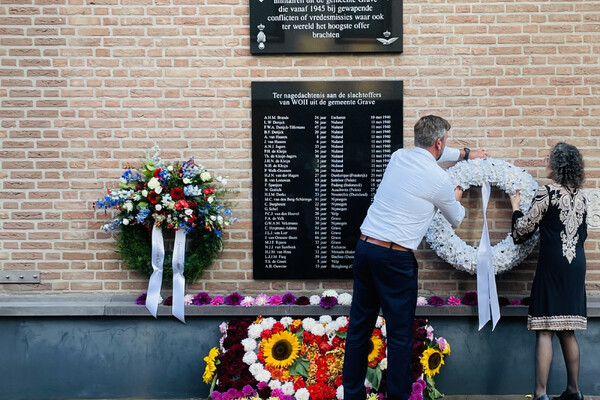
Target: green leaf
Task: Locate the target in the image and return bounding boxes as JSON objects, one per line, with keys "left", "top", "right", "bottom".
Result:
{"left": 336, "top": 330, "right": 347, "bottom": 339}
{"left": 365, "top": 367, "right": 382, "bottom": 391}
{"left": 424, "top": 376, "right": 444, "bottom": 400}
{"left": 289, "top": 357, "right": 309, "bottom": 378}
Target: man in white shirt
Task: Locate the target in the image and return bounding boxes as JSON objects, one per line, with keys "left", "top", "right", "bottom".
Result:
{"left": 342, "top": 115, "right": 488, "bottom": 400}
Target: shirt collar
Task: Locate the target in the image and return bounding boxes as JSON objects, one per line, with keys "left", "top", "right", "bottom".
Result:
{"left": 412, "top": 146, "right": 436, "bottom": 161}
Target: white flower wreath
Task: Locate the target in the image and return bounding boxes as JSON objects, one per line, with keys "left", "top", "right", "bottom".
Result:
{"left": 425, "top": 158, "right": 540, "bottom": 275}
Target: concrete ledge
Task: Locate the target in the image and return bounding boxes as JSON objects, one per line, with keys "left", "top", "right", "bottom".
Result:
{"left": 1, "top": 295, "right": 599, "bottom": 317}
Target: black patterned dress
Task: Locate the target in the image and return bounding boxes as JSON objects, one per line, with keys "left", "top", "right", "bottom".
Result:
{"left": 512, "top": 183, "right": 587, "bottom": 331}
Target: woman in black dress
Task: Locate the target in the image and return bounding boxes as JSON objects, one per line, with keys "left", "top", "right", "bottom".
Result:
{"left": 509, "top": 142, "right": 587, "bottom": 400}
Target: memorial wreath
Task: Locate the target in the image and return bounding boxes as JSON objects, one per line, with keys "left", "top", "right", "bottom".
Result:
{"left": 425, "top": 158, "right": 539, "bottom": 275}
{"left": 96, "top": 147, "right": 237, "bottom": 282}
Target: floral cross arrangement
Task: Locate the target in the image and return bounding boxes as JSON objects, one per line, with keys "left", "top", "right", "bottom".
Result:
{"left": 97, "top": 146, "right": 237, "bottom": 322}
{"left": 203, "top": 316, "right": 451, "bottom": 400}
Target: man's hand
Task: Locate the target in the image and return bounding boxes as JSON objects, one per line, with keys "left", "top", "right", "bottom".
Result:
{"left": 469, "top": 148, "right": 489, "bottom": 159}
{"left": 454, "top": 187, "right": 464, "bottom": 201}
{"left": 509, "top": 190, "right": 521, "bottom": 211}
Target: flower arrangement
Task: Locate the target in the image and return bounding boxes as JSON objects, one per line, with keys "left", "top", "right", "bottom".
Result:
{"left": 137, "top": 290, "right": 525, "bottom": 309}
{"left": 203, "top": 316, "right": 451, "bottom": 400}
{"left": 96, "top": 147, "right": 236, "bottom": 281}
{"left": 425, "top": 158, "right": 540, "bottom": 275}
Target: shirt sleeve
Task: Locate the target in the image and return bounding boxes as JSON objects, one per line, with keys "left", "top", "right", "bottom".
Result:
{"left": 437, "top": 146, "right": 460, "bottom": 163}
{"left": 511, "top": 185, "right": 549, "bottom": 244}
{"left": 432, "top": 176, "right": 465, "bottom": 227}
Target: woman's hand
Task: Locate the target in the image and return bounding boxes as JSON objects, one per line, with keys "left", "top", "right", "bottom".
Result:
{"left": 509, "top": 190, "right": 521, "bottom": 211}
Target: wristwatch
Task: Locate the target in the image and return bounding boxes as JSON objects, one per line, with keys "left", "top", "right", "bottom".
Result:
{"left": 463, "top": 147, "right": 470, "bottom": 160}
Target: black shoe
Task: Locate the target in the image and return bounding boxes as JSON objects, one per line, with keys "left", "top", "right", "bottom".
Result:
{"left": 553, "top": 391, "right": 584, "bottom": 400}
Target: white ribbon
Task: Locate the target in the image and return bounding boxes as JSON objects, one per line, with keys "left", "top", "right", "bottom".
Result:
{"left": 146, "top": 225, "right": 165, "bottom": 318}
{"left": 476, "top": 182, "right": 501, "bottom": 330}
{"left": 172, "top": 229, "right": 187, "bottom": 323}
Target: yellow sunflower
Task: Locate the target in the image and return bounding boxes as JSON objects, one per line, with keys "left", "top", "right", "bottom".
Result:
{"left": 203, "top": 347, "right": 220, "bottom": 384}
{"left": 420, "top": 347, "right": 444, "bottom": 378}
{"left": 262, "top": 331, "right": 301, "bottom": 368}
{"left": 367, "top": 334, "right": 385, "bottom": 367}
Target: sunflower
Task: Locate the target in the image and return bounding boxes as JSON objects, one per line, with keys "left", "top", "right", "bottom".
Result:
{"left": 202, "top": 347, "right": 220, "bottom": 384}
{"left": 367, "top": 333, "right": 385, "bottom": 368}
{"left": 262, "top": 330, "right": 301, "bottom": 368}
{"left": 420, "top": 347, "right": 444, "bottom": 378}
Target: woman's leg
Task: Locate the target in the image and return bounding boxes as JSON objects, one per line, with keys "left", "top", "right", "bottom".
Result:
{"left": 556, "top": 330, "right": 580, "bottom": 394}
{"left": 534, "top": 330, "right": 554, "bottom": 398}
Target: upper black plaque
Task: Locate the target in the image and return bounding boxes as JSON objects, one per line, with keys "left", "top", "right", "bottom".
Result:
{"left": 252, "top": 81, "right": 403, "bottom": 280}
{"left": 250, "top": 0, "right": 402, "bottom": 54}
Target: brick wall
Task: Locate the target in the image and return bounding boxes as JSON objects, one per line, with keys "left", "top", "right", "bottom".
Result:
{"left": 1, "top": 0, "right": 599, "bottom": 297}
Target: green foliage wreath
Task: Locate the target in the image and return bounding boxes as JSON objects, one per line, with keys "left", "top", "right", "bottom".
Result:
{"left": 117, "top": 224, "right": 223, "bottom": 282}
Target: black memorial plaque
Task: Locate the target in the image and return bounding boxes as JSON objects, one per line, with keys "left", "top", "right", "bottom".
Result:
{"left": 252, "top": 81, "right": 403, "bottom": 280}
{"left": 250, "top": 0, "right": 402, "bottom": 54}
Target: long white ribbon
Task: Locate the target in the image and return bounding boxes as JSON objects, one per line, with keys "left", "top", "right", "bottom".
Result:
{"left": 172, "top": 229, "right": 187, "bottom": 323}
{"left": 476, "top": 182, "right": 501, "bottom": 330}
{"left": 146, "top": 225, "right": 165, "bottom": 318}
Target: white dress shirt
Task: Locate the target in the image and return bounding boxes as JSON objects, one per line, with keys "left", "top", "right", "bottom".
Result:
{"left": 360, "top": 146, "right": 465, "bottom": 250}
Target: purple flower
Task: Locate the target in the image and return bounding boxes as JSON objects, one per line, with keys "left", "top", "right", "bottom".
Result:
{"left": 162, "top": 296, "right": 172, "bottom": 306}
{"left": 241, "top": 385, "right": 256, "bottom": 397}
{"left": 136, "top": 293, "right": 147, "bottom": 305}
{"left": 271, "top": 389, "right": 285, "bottom": 398}
{"left": 461, "top": 291, "right": 478, "bottom": 306}
{"left": 320, "top": 296, "right": 338, "bottom": 309}
{"left": 267, "top": 294, "right": 282, "bottom": 305}
{"left": 224, "top": 292, "right": 243, "bottom": 306}
{"left": 498, "top": 296, "right": 510, "bottom": 307}
{"left": 428, "top": 296, "right": 444, "bottom": 307}
{"left": 447, "top": 296, "right": 461, "bottom": 306}
{"left": 295, "top": 296, "right": 310, "bottom": 305}
{"left": 225, "top": 388, "right": 240, "bottom": 400}
{"left": 192, "top": 292, "right": 211, "bottom": 305}
{"left": 510, "top": 298, "right": 522, "bottom": 306}
{"left": 210, "top": 295, "right": 224, "bottom": 305}
{"left": 281, "top": 292, "right": 297, "bottom": 305}
{"left": 210, "top": 391, "right": 222, "bottom": 400}
{"left": 257, "top": 381, "right": 268, "bottom": 390}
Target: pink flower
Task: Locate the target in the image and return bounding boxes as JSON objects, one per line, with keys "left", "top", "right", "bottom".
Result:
{"left": 436, "top": 337, "right": 448, "bottom": 352}
{"left": 510, "top": 298, "right": 522, "bottom": 305}
{"left": 447, "top": 296, "right": 461, "bottom": 305}
{"left": 426, "top": 325, "right": 434, "bottom": 340}
{"left": 267, "top": 294, "right": 282, "bottom": 305}
{"left": 210, "top": 295, "right": 224, "bottom": 305}
{"left": 416, "top": 296, "right": 428, "bottom": 306}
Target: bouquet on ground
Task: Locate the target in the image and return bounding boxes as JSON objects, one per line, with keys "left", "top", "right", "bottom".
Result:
{"left": 96, "top": 146, "right": 237, "bottom": 282}
{"left": 203, "top": 316, "right": 450, "bottom": 400}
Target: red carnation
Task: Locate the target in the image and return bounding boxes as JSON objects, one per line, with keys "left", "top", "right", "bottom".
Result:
{"left": 170, "top": 187, "right": 184, "bottom": 200}
{"left": 147, "top": 191, "right": 160, "bottom": 204}
{"left": 153, "top": 168, "right": 162, "bottom": 178}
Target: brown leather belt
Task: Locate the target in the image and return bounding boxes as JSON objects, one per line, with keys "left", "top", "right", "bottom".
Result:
{"left": 360, "top": 234, "right": 411, "bottom": 252}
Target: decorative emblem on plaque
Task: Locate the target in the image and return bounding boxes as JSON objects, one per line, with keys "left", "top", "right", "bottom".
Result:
{"left": 377, "top": 31, "right": 399, "bottom": 46}
{"left": 257, "top": 24, "right": 266, "bottom": 50}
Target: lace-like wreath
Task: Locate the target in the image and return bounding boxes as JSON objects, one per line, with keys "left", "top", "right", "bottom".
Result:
{"left": 425, "top": 158, "right": 540, "bottom": 275}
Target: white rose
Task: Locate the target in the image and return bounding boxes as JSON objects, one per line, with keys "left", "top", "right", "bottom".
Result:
{"left": 207, "top": 196, "right": 214, "bottom": 203}
{"left": 147, "top": 177, "right": 160, "bottom": 190}
{"left": 210, "top": 215, "right": 216, "bottom": 221}
{"left": 168, "top": 201, "right": 175, "bottom": 210}
{"left": 123, "top": 201, "right": 134, "bottom": 212}
{"left": 122, "top": 218, "right": 130, "bottom": 225}
{"left": 183, "top": 178, "right": 191, "bottom": 184}
{"left": 200, "top": 171, "right": 211, "bottom": 182}
{"left": 142, "top": 190, "right": 148, "bottom": 197}
{"left": 154, "top": 186, "right": 162, "bottom": 194}
{"left": 185, "top": 208, "right": 193, "bottom": 216}
{"left": 155, "top": 204, "right": 162, "bottom": 211}
{"left": 167, "top": 165, "right": 173, "bottom": 171}
{"left": 217, "top": 215, "right": 223, "bottom": 224}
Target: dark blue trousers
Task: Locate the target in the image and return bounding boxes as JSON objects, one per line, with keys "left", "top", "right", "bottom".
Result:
{"left": 342, "top": 239, "right": 418, "bottom": 400}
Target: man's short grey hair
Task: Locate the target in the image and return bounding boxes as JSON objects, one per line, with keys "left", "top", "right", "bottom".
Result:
{"left": 414, "top": 115, "right": 451, "bottom": 148}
